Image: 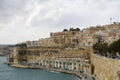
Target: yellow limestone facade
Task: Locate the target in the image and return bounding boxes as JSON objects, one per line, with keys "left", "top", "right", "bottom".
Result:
{"left": 8, "top": 23, "right": 120, "bottom": 80}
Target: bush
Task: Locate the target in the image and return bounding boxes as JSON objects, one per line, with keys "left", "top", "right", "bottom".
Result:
{"left": 15, "top": 43, "right": 27, "bottom": 48}
{"left": 93, "top": 42, "right": 108, "bottom": 55}
{"left": 93, "top": 38, "right": 120, "bottom": 57}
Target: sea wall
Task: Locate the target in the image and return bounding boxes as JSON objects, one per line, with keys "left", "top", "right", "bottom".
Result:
{"left": 91, "top": 53, "right": 120, "bottom": 80}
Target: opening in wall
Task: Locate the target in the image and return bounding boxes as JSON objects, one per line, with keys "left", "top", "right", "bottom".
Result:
{"left": 117, "top": 71, "right": 120, "bottom": 80}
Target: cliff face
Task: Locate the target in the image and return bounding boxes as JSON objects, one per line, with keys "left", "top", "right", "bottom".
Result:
{"left": 91, "top": 53, "right": 120, "bottom": 80}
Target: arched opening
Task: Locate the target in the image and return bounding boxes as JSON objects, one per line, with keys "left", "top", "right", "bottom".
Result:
{"left": 91, "top": 64, "right": 95, "bottom": 75}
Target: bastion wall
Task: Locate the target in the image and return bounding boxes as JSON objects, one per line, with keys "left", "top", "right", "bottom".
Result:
{"left": 91, "top": 53, "right": 120, "bottom": 80}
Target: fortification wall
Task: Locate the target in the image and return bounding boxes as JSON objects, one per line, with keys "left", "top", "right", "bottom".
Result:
{"left": 91, "top": 53, "right": 120, "bottom": 80}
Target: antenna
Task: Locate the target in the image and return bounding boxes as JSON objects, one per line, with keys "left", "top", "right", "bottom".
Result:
{"left": 110, "top": 17, "right": 112, "bottom": 24}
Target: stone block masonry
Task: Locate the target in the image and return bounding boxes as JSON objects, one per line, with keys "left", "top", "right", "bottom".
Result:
{"left": 91, "top": 53, "right": 120, "bottom": 80}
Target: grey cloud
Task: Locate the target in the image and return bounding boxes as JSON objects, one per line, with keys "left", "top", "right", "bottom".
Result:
{"left": 0, "top": 0, "right": 27, "bottom": 15}
{"left": 0, "top": 0, "right": 28, "bottom": 25}
{"left": 0, "top": 0, "right": 120, "bottom": 44}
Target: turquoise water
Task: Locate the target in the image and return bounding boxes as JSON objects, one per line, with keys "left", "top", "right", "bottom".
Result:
{"left": 0, "top": 56, "right": 78, "bottom": 80}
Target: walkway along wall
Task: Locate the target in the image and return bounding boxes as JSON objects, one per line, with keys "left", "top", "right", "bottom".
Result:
{"left": 91, "top": 53, "right": 120, "bottom": 80}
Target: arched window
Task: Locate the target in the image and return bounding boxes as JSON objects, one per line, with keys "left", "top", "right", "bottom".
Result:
{"left": 91, "top": 64, "right": 95, "bottom": 75}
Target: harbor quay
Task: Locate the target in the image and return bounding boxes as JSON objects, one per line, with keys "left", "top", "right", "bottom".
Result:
{"left": 8, "top": 47, "right": 92, "bottom": 80}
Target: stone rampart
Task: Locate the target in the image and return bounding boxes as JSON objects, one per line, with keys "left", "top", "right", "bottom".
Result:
{"left": 91, "top": 53, "right": 120, "bottom": 80}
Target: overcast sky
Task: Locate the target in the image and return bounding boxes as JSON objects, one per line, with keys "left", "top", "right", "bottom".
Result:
{"left": 0, "top": 0, "right": 120, "bottom": 44}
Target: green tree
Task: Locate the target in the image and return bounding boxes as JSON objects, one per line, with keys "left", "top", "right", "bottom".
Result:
{"left": 69, "top": 28, "right": 74, "bottom": 31}
{"left": 76, "top": 28, "right": 80, "bottom": 31}
{"left": 15, "top": 43, "right": 27, "bottom": 48}
{"left": 93, "top": 38, "right": 120, "bottom": 57}
{"left": 63, "top": 29, "right": 68, "bottom": 32}
{"left": 93, "top": 42, "right": 108, "bottom": 56}
{"left": 108, "top": 38, "right": 120, "bottom": 56}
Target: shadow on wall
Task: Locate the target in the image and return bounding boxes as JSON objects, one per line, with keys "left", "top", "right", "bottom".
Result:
{"left": 117, "top": 71, "right": 120, "bottom": 80}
